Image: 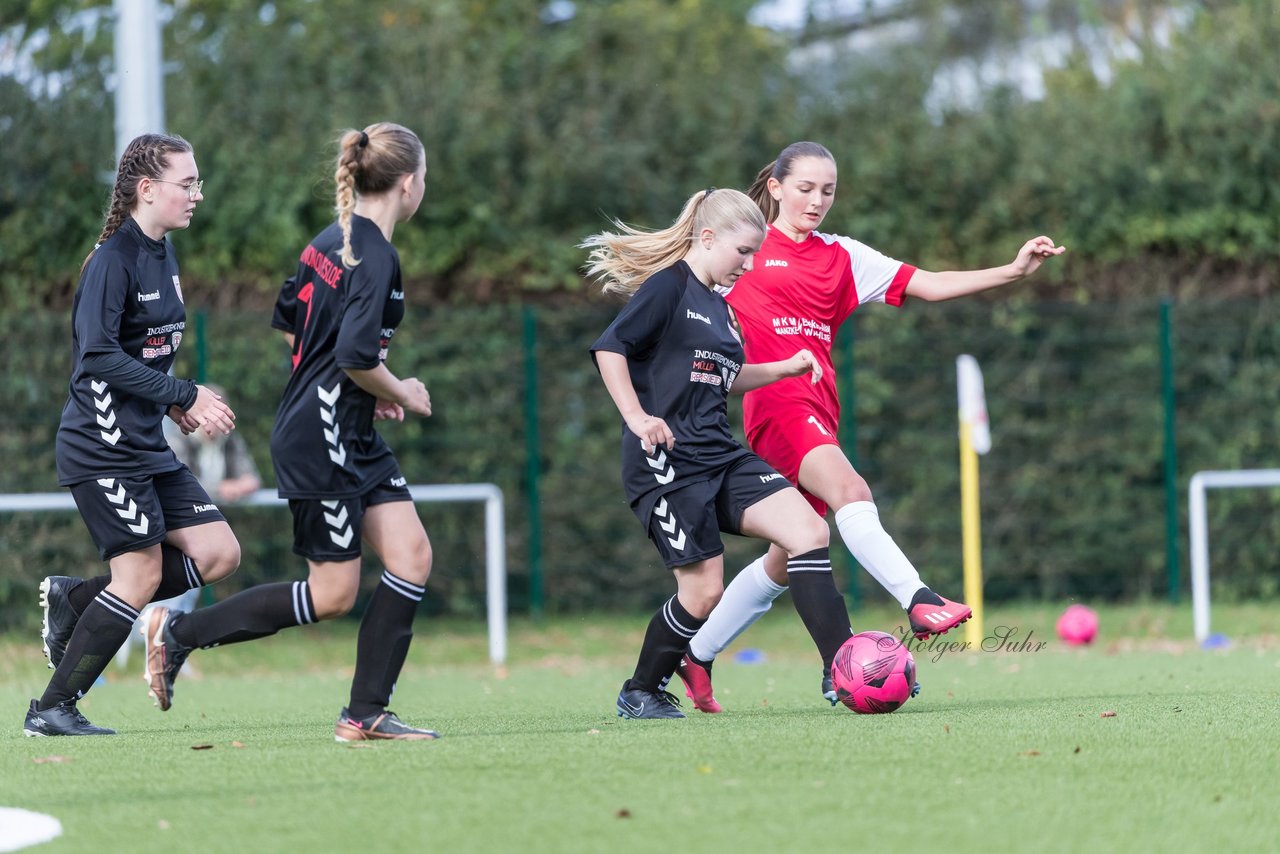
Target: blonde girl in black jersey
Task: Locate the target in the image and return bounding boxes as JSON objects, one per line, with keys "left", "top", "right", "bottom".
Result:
{"left": 586, "top": 189, "right": 838, "bottom": 719}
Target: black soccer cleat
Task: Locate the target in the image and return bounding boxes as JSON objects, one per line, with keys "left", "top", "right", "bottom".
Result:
{"left": 143, "top": 607, "right": 192, "bottom": 712}
{"left": 334, "top": 707, "right": 440, "bottom": 742}
{"left": 39, "top": 576, "right": 80, "bottom": 670}
{"left": 23, "top": 699, "right": 115, "bottom": 737}
{"left": 616, "top": 681, "right": 685, "bottom": 719}
{"left": 821, "top": 668, "right": 838, "bottom": 707}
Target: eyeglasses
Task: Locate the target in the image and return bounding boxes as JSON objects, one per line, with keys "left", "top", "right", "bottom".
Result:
{"left": 152, "top": 178, "right": 204, "bottom": 200}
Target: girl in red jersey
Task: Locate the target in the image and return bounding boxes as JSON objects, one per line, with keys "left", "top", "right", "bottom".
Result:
{"left": 675, "top": 141, "right": 1064, "bottom": 712}
{"left": 142, "top": 123, "right": 441, "bottom": 741}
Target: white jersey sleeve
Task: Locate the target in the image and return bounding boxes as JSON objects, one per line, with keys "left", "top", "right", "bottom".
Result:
{"left": 829, "top": 234, "right": 910, "bottom": 306}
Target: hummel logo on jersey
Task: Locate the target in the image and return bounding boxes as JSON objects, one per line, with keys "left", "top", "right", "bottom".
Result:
{"left": 390, "top": 476, "right": 407, "bottom": 487}
{"left": 759, "top": 473, "right": 783, "bottom": 484}
{"left": 192, "top": 503, "right": 218, "bottom": 513}
{"left": 764, "top": 259, "right": 788, "bottom": 268}
{"left": 686, "top": 309, "right": 710, "bottom": 324}
{"left": 137, "top": 290, "right": 160, "bottom": 302}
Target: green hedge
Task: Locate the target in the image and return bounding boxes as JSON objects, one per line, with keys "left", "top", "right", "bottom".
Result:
{"left": 2, "top": 297, "right": 1277, "bottom": 629}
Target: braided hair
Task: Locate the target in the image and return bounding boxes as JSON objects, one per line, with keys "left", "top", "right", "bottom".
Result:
{"left": 333, "top": 123, "right": 425, "bottom": 267}
{"left": 81, "top": 133, "right": 193, "bottom": 274}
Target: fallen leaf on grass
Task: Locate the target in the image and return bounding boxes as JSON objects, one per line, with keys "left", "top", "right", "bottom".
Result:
{"left": 1020, "top": 750, "right": 1041, "bottom": 757}
{"left": 231, "top": 741, "right": 246, "bottom": 748}
{"left": 32, "top": 755, "right": 72, "bottom": 764}
{"left": 1100, "top": 711, "right": 1117, "bottom": 718}
{"left": 1074, "top": 746, "right": 1081, "bottom": 754}
{"left": 587, "top": 729, "right": 600, "bottom": 735}
{"left": 190, "top": 744, "right": 214, "bottom": 750}
{"left": 615, "top": 809, "right": 631, "bottom": 819}
{"left": 943, "top": 724, "right": 950, "bottom": 734}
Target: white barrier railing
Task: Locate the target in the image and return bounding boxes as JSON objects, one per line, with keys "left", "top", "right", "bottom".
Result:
{"left": 1188, "top": 468, "right": 1280, "bottom": 644}
{"left": 0, "top": 483, "right": 508, "bottom": 664}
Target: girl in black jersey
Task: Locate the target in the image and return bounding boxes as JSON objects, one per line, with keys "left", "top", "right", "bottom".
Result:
{"left": 24, "top": 133, "right": 240, "bottom": 737}
{"left": 142, "top": 123, "right": 441, "bottom": 741}
{"left": 585, "top": 189, "right": 843, "bottom": 719}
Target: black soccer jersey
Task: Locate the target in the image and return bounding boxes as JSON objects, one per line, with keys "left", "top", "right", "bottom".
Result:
{"left": 55, "top": 217, "right": 198, "bottom": 486}
{"left": 590, "top": 261, "right": 748, "bottom": 509}
{"left": 269, "top": 215, "right": 407, "bottom": 499}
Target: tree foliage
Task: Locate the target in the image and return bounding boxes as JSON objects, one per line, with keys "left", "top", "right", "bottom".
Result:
{"left": 3, "top": 1, "right": 1278, "bottom": 306}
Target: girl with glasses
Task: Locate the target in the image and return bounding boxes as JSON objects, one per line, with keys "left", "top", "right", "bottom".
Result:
{"left": 25, "top": 133, "right": 239, "bottom": 736}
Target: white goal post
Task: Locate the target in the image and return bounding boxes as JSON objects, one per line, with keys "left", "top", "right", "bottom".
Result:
{"left": 1188, "top": 469, "right": 1280, "bottom": 644}
{"left": 0, "top": 483, "right": 508, "bottom": 663}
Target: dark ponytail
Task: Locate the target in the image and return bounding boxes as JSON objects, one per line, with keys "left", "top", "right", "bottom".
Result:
{"left": 747, "top": 141, "right": 835, "bottom": 223}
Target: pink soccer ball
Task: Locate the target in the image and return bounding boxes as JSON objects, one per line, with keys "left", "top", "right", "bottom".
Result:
{"left": 1056, "top": 604, "right": 1099, "bottom": 645}
{"left": 831, "top": 631, "right": 916, "bottom": 714}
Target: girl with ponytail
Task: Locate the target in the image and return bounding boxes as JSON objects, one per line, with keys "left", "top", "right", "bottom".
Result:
{"left": 678, "top": 141, "right": 1066, "bottom": 713}
{"left": 585, "top": 188, "right": 833, "bottom": 719}
{"left": 141, "top": 123, "right": 443, "bottom": 742}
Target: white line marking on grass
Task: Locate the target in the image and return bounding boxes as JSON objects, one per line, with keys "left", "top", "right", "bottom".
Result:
{"left": 0, "top": 808, "right": 62, "bottom": 851}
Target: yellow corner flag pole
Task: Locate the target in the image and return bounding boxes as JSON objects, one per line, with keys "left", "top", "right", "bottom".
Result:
{"left": 956, "top": 356, "right": 989, "bottom": 647}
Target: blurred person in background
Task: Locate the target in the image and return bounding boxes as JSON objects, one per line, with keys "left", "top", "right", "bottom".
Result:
{"left": 113, "top": 396, "right": 263, "bottom": 670}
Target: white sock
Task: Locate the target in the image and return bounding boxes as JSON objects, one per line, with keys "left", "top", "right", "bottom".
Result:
{"left": 834, "top": 501, "right": 923, "bottom": 609}
{"left": 687, "top": 556, "right": 785, "bottom": 662}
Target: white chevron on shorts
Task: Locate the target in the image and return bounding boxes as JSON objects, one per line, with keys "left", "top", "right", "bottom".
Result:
{"left": 320, "top": 498, "right": 353, "bottom": 548}
{"left": 96, "top": 477, "right": 149, "bottom": 535}
{"left": 317, "top": 383, "right": 347, "bottom": 466}
{"left": 643, "top": 444, "right": 676, "bottom": 485}
{"left": 89, "top": 377, "right": 122, "bottom": 446}
{"left": 652, "top": 497, "right": 687, "bottom": 551}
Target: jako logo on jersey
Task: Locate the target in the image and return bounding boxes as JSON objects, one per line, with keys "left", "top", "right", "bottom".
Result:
{"left": 765, "top": 259, "right": 788, "bottom": 268}
{"left": 686, "top": 309, "right": 711, "bottom": 324}
{"left": 759, "top": 473, "right": 784, "bottom": 483}
{"left": 137, "top": 290, "right": 160, "bottom": 302}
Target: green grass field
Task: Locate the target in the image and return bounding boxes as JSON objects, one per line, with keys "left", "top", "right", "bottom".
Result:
{"left": 3, "top": 602, "right": 1279, "bottom": 853}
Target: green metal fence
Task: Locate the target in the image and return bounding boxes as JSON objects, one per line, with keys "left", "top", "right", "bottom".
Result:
{"left": 2, "top": 298, "right": 1277, "bottom": 628}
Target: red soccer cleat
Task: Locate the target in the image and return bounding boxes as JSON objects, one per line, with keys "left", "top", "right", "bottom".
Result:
{"left": 907, "top": 592, "right": 972, "bottom": 640}
{"left": 675, "top": 654, "right": 722, "bottom": 713}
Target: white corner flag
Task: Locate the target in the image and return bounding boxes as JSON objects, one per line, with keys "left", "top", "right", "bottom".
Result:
{"left": 956, "top": 355, "right": 991, "bottom": 455}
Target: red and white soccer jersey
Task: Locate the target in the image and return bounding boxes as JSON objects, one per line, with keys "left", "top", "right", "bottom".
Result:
{"left": 724, "top": 225, "right": 915, "bottom": 512}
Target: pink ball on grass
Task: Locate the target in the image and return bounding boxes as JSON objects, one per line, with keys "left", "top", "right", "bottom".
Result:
{"left": 1056, "top": 604, "right": 1098, "bottom": 645}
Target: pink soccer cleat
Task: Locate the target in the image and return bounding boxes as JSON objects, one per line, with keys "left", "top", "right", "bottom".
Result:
{"left": 907, "top": 589, "right": 972, "bottom": 640}
{"left": 674, "top": 654, "right": 722, "bottom": 714}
